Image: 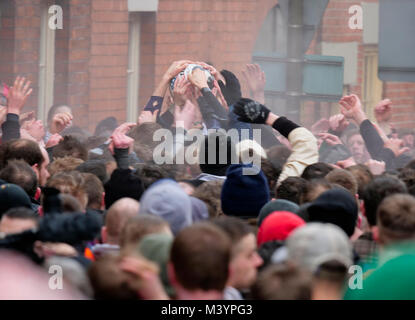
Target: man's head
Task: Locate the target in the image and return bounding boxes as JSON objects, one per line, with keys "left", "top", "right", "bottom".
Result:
{"left": 0, "top": 207, "right": 38, "bottom": 235}
{"left": 276, "top": 177, "right": 308, "bottom": 205}
{"left": 308, "top": 187, "right": 358, "bottom": 237}
{"left": 301, "top": 162, "right": 333, "bottom": 181}
{"left": 128, "top": 122, "right": 163, "bottom": 151}
{"left": 169, "top": 223, "right": 231, "bottom": 296}
{"left": 102, "top": 198, "right": 140, "bottom": 245}
{"left": 0, "top": 184, "right": 33, "bottom": 218}
{"left": 212, "top": 216, "right": 263, "bottom": 290}
{"left": 251, "top": 263, "right": 312, "bottom": 300}
{"left": 119, "top": 214, "right": 171, "bottom": 251}
{"left": 83, "top": 173, "right": 104, "bottom": 210}
{"left": 52, "top": 136, "right": 88, "bottom": 161}
{"left": 0, "top": 139, "right": 50, "bottom": 186}
{"left": 346, "top": 164, "right": 373, "bottom": 199}
{"left": 192, "top": 180, "right": 224, "bottom": 218}
{"left": 301, "top": 179, "right": 333, "bottom": 204}
{"left": 325, "top": 169, "right": 358, "bottom": 197}
{"left": 47, "top": 156, "right": 84, "bottom": 177}
{"left": 221, "top": 164, "right": 270, "bottom": 219}
{"left": 377, "top": 194, "right": 415, "bottom": 246}
{"left": 363, "top": 175, "right": 408, "bottom": 227}
{"left": 345, "top": 130, "right": 370, "bottom": 163}
{"left": 46, "top": 171, "right": 88, "bottom": 211}
{"left": 139, "top": 180, "right": 192, "bottom": 236}
{"left": 0, "top": 160, "right": 38, "bottom": 198}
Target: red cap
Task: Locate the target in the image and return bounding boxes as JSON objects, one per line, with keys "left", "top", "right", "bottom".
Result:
{"left": 257, "top": 211, "right": 305, "bottom": 246}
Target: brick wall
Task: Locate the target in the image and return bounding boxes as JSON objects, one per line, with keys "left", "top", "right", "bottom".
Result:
{"left": 1, "top": 0, "right": 415, "bottom": 131}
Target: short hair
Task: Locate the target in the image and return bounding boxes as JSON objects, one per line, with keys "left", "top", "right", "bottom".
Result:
{"left": 325, "top": 169, "right": 358, "bottom": 196}
{"left": 52, "top": 136, "right": 88, "bottom": 161}
{"left": 82, "top": 173, "right": 104, "bottom": 209}
{"left": 211, "top": 216, "right": 253, "bottom": 256}
{"left": 133, "top": 143, "right": 155, "bottom": 163}
{"left": 48, "top": 156, "right": 84, "bottom": 177}
{"left": 301, "top": 162, "right": 333, "bottom": 181}
{"left": 251, "top": 263, "right": 312, "bottom": 300}
{"left": 0, "top": 160, "right": 38, "bottom": 197}
{"left": 61, "top": 193, "right": 82, "bottom": 213}
{"left": 260, "top": 157, "right": 282, "bottom": 197}
{"left": 0, "top": 139, "right": 43, "bottom": 169}
{"left": 192, "top": 180, "right": 224, "bottom": 218}
{"left": 346, "top": 164, "right": 374, "bottom": 199}
{"left": 301, "top": 179, "right": 333, "bottom": 204}
{"left": 266, "top": 145, "right": 292, "bottom": 169}
{"left": 363, "top": 176, "right": 408, "bottom": 226}
{"left": 46, "top": 171, "right": 88, "bottom": 210}
{"left": 276, "top": 177, "right": 308, "bottom": 205}
{"left": 129, "top": 122, "right": 163, "bottom": 150}
{"left": 88, "top": 254, "right": 156, "bottom": 300}
{"left": 3, "top": 207, "right": 38, "bottom": 222}
{"left": 398, "top": 168, "right": 415, "bottom": 195}
{"left": 119, "top": 214, "right": 170, "bottom": 249}
{"left": 134, "top": 163, "right": 169, "bottom": 190}
{"left": 377, "top": 194, "right": 415, "bottom": 245}
{"left": 76, "top": 159, "right": 109, "bottom": 184}
{"left": 60, "top": 126, "right": 91, "bottom": 145}
{"left": 170, "top": 223, "right": 231, "bottom": 291}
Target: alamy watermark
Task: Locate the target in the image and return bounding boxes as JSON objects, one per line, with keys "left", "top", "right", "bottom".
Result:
{"left": 48, "top": 264, "right": 63, "bottom": 290}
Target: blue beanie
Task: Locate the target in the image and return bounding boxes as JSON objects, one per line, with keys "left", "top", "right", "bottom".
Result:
{"left": 221, "top": 163, "right": 270, "bottom": 219}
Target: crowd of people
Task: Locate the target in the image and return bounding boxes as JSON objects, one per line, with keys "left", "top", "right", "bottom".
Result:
{"left": 0, "top": 60, "right": 415, "bottom": 300}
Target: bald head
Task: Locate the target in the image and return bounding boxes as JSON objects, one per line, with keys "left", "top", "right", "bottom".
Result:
{"left": 104, "top": 198, "right": 140, "bottom": 244}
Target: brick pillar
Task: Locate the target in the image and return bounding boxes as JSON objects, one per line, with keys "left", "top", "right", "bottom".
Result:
{"left": 88, "top": 0, "right": 129, "bottom": 132}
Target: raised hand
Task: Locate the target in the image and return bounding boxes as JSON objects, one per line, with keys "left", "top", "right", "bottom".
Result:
{"left": 336, "top": 157, "right": 357, "bottom": 169}
{"left": 45, "top": 133, "right": 63, "bottom": 148}
{"left": 7, "top": 76, "right": 33, "bottom": 115}
{"left": 329, "top": 114, "right": 350, "bottom": 133}
{"left": 384, "top": 138, "right": 410, "bottom": 157}
{"left": 109, "top": 122, "right": 136, "bottom": 154}
{"left": 50, "top": 112, "right": 73, "bottom": 134}
{"left": 164, "top": 60, "right": 192, "bottom": 81}
{"left": 19, "top": 111, "right": 35, "bottom": 126}
{"left": 365, "top": 159, "right": 386, "bottom": 175}
{"left": 311, "top": 118, "right": 330, "bottom": 135}
{"left": 242, "top": 64, "right": 266, "bottom": 104}
{"left": 233, "top": 98, "right": 270, "bottom": 124}
{"left": 339, "top": 94, "right": 367, "bottom": 125}
{"left": 187, "top": 67, "right": 209, "bottom": 90}
{"left": 374, "top": 99, "right": 392, "bottom": 123}
{"left": 317, "top": 132, "right": 343, "bottom": 146}
{"left": 172, "top": 75, "right": 192, "bottom": 107}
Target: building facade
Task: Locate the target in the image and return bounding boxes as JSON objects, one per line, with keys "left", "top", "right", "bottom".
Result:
{"left": 0, "top": 0, "right": 414, "bottom": 131}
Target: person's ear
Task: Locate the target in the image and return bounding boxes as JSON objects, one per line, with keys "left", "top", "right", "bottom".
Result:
{"left": 31, "top": 163, "right": 40, "bottom": 179}
{"left": 372, "top": 226, "right": 379, "bottom": 243}
{"left": 101, "top": 226, "right": 107, "bottom": 243}
{"left": 360, "top": 200, "right": 366, "bottom": 217}
{"left": 101, "top": 192, "right": 105, "bottom": 210}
